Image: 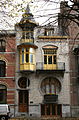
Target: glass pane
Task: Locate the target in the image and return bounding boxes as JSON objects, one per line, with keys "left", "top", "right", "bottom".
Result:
{"left": 53, "top": 55, "right": 57, "bottom": 64}
{"left": 51, "top": 85, "right": 55, "bottom": 94}
{"left": 30, "top": 54, "right": 33, "bottom": 63}
{"left": 22, "top": 54, "right": 24, "bottom": 63}
{"left": 22, "top": 48, "right": 24, "bottom": 53}
{"left": 26, "top": 48, "right": 29, "bottom": 52}
{"left": 0, "top": 61, "right": 6, "bottom": 77}
{"left": 44, "top": 55, "right": 47, "bottom": 64}
{"left": 46, "top": 85, "right": 49, "bottom": 94}
{"left": 26, "top": 54, "right": 29, "bottom": 62}
{"left": 0, "top": 90, "right": 7, "bottom": 103}
{"left": 26, "top": 32, "right": 29, "bottom": 39}
{"left": 48, "top": 56, "right": 52, "bottom": 64}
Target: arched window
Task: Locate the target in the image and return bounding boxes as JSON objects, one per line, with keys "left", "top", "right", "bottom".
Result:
{"left": 41, "top": 77, "right": 61, "bottom": 95}
{"left": 0, "top": 60, "right": 6, "bottom": 77}
{"left": 0, "top": 84, "right": 7, "bottom": 103}
{"left": 18, "top": 77, "right": 30, "bottom": 88}
{"left": 0, "top": 39, "right": 6, "bottom": 52}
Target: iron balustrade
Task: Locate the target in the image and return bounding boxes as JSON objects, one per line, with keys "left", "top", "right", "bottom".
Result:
{"left": 36, "top": 62, "right": 65, "bottom": 70}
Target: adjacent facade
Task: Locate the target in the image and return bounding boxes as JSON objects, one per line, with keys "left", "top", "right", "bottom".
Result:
{"left": 58, "top": 1, "right": 79, "bottom": 116}
{"left": 0, "top": 31, "right": 16, "bottom": 115}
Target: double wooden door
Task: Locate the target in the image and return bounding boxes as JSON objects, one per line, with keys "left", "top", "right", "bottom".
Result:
{"left": 41, "top": 104, "right": 62, "bottom": 117}
{"left": 18, "top": 90, "right": 29, "bottom": 112}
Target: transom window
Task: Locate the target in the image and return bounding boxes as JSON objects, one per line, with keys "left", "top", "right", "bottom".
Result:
{"left": 41, "top": 77, "right": 61, "bottom": 95}
{"left": 0, "top": 39, "right": 6, "bottom": 52}
{"left": 0, "top": 60, "right": 6, "bottom": 77}
{"left": 0, "top": 84, "right": 7, "bottom": 103}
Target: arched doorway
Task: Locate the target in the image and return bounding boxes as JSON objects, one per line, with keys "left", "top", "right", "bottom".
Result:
{"left": 40, "top": 77, "right": 62, "bottom": 117}
{"left": 18, "top": 77, "right": 30, "bottom": 112}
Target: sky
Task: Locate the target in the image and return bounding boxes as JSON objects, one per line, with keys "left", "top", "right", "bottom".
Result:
{"left": 0, "top": 0, "right": 71, "bottom": 30}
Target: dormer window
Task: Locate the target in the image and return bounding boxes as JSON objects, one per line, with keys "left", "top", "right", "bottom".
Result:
{"left": 44, "top": 28, "right": 54, "bottom": 36}
{"left": 0, "top": 39, "right": 6, "bottom": 52}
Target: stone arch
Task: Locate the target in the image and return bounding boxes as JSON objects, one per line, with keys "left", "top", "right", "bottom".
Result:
{"left": 40, "top": 76, "right": 61, "bottom": 95}
{"left": 18, "top": 77, "right": 30, "bottom": 89}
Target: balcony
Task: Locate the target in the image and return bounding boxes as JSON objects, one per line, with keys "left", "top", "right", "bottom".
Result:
{"left": 36, "top": 62, "right": 65, "bottom": 71}
{"left": 43, "top": 94, "right": 58, "bottom": 103}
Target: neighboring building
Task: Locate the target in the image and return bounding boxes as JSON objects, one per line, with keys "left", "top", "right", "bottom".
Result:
{"left": 58, "top": 1, "right": 79, "bottom": 117}
{"left": 15, "top": 5, "right": 71, "bottom": 117}
{"left": 0, "top": 31, "right": 16, "bottom": 115}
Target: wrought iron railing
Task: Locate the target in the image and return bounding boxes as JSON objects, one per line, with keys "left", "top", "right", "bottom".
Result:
{"left": 36, "top": 62, "right": 65, "bottom": 70}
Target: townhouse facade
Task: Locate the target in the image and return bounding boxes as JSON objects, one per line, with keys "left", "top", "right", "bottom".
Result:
{"left": 15, "top": 5, "right": 71, "bottom": 117}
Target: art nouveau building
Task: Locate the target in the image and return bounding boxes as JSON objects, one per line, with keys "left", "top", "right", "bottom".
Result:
{"left": 15, "top": 5, "right": 71, "bottom": 117}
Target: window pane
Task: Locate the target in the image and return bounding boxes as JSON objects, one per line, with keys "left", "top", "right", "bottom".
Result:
{"left": 26, "top": 48, "right": 29, "bottom": 52}
{"left": 22, "top": 48, "right": 24, "bottom": 53}
{"left": 48, "top": 56, "right": 52, "bottom": 64}
{"left": 26, "top": 54, "right": 29, "bottom": 62}
{"left": 46, "top": 85, "right": 49, "bottom": 94}
{"left": 0, "top": 40, "right": 5, "bottom": 52}
{"left": 51, "top": 85, "right": 55, "bottom": 94}
{"left": 44, "top": 55, "right": 47, "bottom": 64}
{"left": 0, "top": 85, "right": 7, "bottom": 104}
{"left": 30, "top": 54, "right": 33, "bottom": 63}
{"left": 0, "top": 61, "right": 6, "bottom": 77}
{"left": 53, "top": 55, "right": 57, "bottom": 64}
{"left": 22, "top": 54, "right": 24, "bottom": 63}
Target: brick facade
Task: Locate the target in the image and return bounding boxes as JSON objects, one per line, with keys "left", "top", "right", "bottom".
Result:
{"left": 0, "top": 31, "right": 16, "bottom": 114}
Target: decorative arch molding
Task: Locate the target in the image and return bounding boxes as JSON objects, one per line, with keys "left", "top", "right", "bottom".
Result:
{"left": 42, "top": 45, "right": 58, "bottom": 50}
{"left": 0, "top": 56, "right": 8, "bottom": 64}
{"left": 17, "top": 76, "right": 30, "bottom": 89}
{"left": 0, "top": 81, "right": 9, "bottom": 88}
{"left": 39, "top": 76, "right": 61, "bottom": 95}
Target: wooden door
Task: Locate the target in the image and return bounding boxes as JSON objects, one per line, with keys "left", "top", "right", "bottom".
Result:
{"left": 18, "top": 90, "right": 28, "bottom": 112}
